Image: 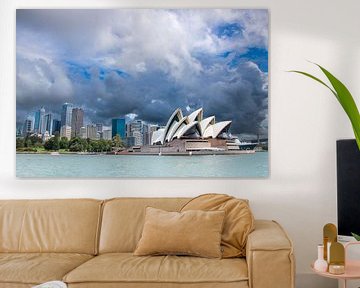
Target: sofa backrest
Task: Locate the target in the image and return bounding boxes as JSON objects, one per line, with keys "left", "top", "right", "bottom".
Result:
{"left": 0, "top": 199, "right": 102, "bottom": 255}
{"left": 99, "top": 197, "right": 190, "bottom": 253}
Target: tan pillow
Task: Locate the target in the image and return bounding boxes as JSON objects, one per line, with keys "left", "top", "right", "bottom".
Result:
{"left": 134, "top": 207, "right": 225, "bottom": 258}
{"left": 181, "top": 193, "right": 254, "bottom": 258}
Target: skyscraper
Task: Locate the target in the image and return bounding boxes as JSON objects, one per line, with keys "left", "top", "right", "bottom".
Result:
{"left": 22, "top": 117, "right": 33, "bottom": 136}
{"left": 86, "top": 124, "right": 98, "bottom": 140}
{"left": 44, "top": 113, "right": 53, "bottom": 134}
{"left": 52, "top": 119, "right": 61, "bottom": 135}
{"left": 61, "top": 103, "right": 73, "bottom": 128}
{"left": 71, "top": 108, "right": 84, "bottom": 138}
{"left": 34, "top": 107, "right": 45, "bottom": 134}
{"left": 60, "top": 125, "right": 72, "bottom": 140}
{"left": 39, "top": 107, "right": 46, "bottom": 134}
{"left": 34, "top": 111, "right": 40, "bottom": 133}
{"left": 112, "top": 118, "right": 126, "bottom": 139}
{"left": 96, "top": 123, "right": 103, "bottom": 133}
{"left": 129, "top": 120, "right": 144, "bottom": 146}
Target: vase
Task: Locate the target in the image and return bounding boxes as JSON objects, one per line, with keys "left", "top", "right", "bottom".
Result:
{"left": 314, "top": 244, "right": 328, "bottom": 272}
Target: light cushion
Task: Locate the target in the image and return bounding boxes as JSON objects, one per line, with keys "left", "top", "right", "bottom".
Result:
{"left": 63, "top": 253, "right": 248, "bottom": 286}
{"left": 181, "top": 194, "right": 254, "bottom": 258}
{"left": 99, "top": 198, "right": 190, "bottom": 253}
{"left": 0, "top": 253, "right": 93, "bottom": 285}
{"left": 134, "top": 207, "right": 225, "bottom": 258}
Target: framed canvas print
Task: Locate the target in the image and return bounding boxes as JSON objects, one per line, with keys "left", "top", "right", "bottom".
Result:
{"left": 16, "top": 9, "right": 269, "bottom": 178}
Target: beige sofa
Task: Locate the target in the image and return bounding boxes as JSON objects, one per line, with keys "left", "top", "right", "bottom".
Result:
{"left": 0, "top": 198, "right": 295, "bottom": 288}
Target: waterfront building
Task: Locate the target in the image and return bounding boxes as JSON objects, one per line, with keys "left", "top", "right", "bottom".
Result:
{"left": 52, "top": 119, "right": 61, "bottom": 135}
{"left": 125, "top": 136, "right": 135, "bottom": 147}
{"left": 79, "top": 126, "right": 87, "bottom": 139}
{"left": 44, "top": 113, "right": 53, "bottom": 135}
{"left": 128, "top": 120, "right": 144, "bottom": 146}
{"left": 151, "top": 108, "right": 231, "bottom": 145}
{"left": 142, "top": 123, "right": 150, "bottom": 145}
{"left": 102, "top": 129, "right": 112, "bottom": 140}
{"left": 60, "top": 125, "right": 71, "bottom": 140}
{"left": 96, "top": 123, "right": 103, "bottom": 133}
{"left": 126, "top": 123, "right": 131, "bottom": 137}
{"left": 112, "top": 118, "right": 126, "bottom": 139}
{"left": 61, "top": 103, "right": 73, "bottom": 127}
{"left": 34, "top": 107, "right": 45, "bottom": 134}
{"left": 132, "top": 130, "right": 142, "bottom": 146}
{"left": 71, "top": 108, "right": 84, "bottom": 138}
{"left": 22, "top": 117, "right": 33, "bottom": 136}
{"left": 86, "top": 124, "right": 98, "bottom": 140}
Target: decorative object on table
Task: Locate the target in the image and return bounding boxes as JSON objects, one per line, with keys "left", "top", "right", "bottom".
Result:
{"left": 312, "top": 233, "right": 360, "bottom": 288}
{"left": 32, "top": 281, "right": 67, "bottom": 288}
{"left": 329, "top": 242, "right": 345, "bottom": 275}
{"left": 16, "top": 9, "right": 269, "bottom": 178}
{"left": 314, "top": 244, "right": 328, "bottom": 272}
{"left": 323, "top": 223, "right": 337, "bottom": 262}
{"left": 289, "top": 63, "right": 360, "bottom": 150}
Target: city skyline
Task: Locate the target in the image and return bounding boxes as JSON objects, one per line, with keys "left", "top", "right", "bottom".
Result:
{"left": 16, "top": 9, "right": 269, "bottom": 138}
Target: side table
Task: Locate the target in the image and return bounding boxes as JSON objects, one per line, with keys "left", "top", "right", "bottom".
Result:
{"left": 311, "top": 242, "right": 360, "bottom": 288}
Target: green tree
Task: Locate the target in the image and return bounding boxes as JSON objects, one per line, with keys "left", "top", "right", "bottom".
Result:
{"left": 24, "top": 135, "right": 42, "bottom": 148}
{"left": 16, "top": 138, "right": 25, "bottom": 149}
{"left": 69, "top": 137, "right": 87, "bottom": 152}
{"left": 59, "top": 137, "right": 69, "bottom": 149}
{"left": 112, "top": 134, "right": 124, "bottom": 148}
{"left": 44, "top": 137, "right": 60, "bottom": 151}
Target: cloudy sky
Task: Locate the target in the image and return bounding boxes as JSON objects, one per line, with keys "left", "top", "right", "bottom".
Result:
{"left": 16, "top": 9, "right": 268, "bottom": 136}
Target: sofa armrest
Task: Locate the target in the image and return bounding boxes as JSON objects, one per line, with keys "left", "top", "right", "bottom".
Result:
{"left": 246, "top": 220, "right": 295, "bottom": 288}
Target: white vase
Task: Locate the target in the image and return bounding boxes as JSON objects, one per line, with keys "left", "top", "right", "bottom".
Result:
{"left": 314, "top": 244, "right": 328, "bottom": 272}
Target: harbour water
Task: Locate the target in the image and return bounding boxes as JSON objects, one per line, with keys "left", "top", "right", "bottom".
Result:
{"left": 16, "top": 152, "right": 269, "bottom": 178}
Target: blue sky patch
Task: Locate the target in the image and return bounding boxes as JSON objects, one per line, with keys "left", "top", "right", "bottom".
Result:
{"left": 215, "top": 23, "right": 243, "bottom": 38}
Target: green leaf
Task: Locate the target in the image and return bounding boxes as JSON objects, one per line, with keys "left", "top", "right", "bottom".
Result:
{"left": 289, "top": 64, "right": 360, "bottom": 150}
{"left": 351, "top": 232, "right": 360, "bottom": 241}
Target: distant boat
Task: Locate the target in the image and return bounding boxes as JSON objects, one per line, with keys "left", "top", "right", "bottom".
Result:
{"left": 50, "top": 152, "right": 60, "bottom": 156}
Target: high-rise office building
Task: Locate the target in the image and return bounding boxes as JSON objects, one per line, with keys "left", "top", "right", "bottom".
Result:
{"left": 44, "top": 113, "right": 53, "bottom": 134}
{"left": 80, "top": 127, "right": 87, "bottom": 139}
{"left": 34, "top": 111, "right": 40, "bottom": 133}
{"left": 102, "top": 129, "right": 112, "bottom": 140}
{"left": 34, "top": 107, "right": 45, "bottom": 134}
{"left": 60, "top": 125, "right": 72, "bottom": 140}
{"left": 96, "top": 124, "right": 103, "bottom": 133}
{"left": 132, "top": 130, "right": 142, "bottom": 146}
{"left": 52, "top": 119, "right": 61, "bottom": 135}
{"left": 86, "top": 124, "right": 98, "bottom": 140}
{"left": 61, "top": 103, "right": 73, "bottom": 128}
{"left": 142, "top": 123, "right": 150, "bottom": 145}
{"left": 71, "top": 108, "right": 84, "bottom": 138}
{"left": 129, "top": 120, "right": 144, "bottom": 146}
{"left": 22, "top": 117, "right": 33, "bottom": 136}
{"left": 112, "top": 118, "right": 126, "bottom": 139}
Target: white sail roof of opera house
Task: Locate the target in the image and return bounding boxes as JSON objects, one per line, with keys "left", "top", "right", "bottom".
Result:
{"left": 151, "top": 108, "right": 232, "bottom": 145}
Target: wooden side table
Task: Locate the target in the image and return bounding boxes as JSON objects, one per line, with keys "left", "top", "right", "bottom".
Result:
{"left": 311, "top": 242, "right": 360, "bottom": 288}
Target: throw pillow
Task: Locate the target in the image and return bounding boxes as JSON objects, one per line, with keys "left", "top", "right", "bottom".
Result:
{"left": 181, "top": 193, "right": 254, "bottom": 258}
{"left": 134, "top": 207, "right": 225, "bottom": 258}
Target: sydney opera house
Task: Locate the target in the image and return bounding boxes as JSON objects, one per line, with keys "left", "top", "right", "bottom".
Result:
{"left": 133, "top": 108, "right": 256, "bottom": 154}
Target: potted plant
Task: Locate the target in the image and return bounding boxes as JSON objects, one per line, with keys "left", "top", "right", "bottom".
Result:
{"left": 290, "top": 63, "right": 360, "bottom": 150}
{"left": 290, "top": 63, "right": 360, "bottom": 240}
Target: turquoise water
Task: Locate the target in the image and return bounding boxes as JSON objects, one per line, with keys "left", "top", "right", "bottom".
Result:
{"left": 16, "top": 153, "right": 269, "bottom": 178}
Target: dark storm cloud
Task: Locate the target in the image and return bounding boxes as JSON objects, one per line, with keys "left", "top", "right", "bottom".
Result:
{"left": 16, "top": 9, "right": 268, "bottom": 136}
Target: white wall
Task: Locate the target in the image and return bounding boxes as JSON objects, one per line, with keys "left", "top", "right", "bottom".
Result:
{"left": 1, "top": 0, "right": 359, "bottom": 287}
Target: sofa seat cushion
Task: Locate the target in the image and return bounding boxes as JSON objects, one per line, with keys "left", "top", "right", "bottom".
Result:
{"left": 64, "top": 253, "right": 248, "bottom": 285}
{"left": 0, "top": 253, "right": 93, "bottom": 285}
